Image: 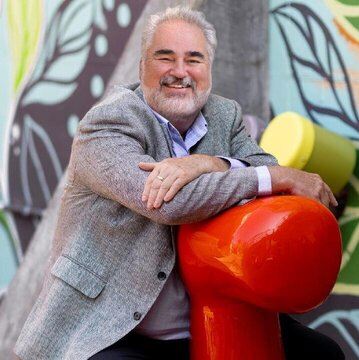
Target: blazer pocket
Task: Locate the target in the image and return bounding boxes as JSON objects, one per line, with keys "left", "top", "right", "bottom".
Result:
{"left": 51, "top": 255, "right": 106, "bottom": 298}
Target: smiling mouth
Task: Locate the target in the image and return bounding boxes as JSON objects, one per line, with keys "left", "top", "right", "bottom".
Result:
{"left": 163, "top": 84, "right": 191, "bottom": 89}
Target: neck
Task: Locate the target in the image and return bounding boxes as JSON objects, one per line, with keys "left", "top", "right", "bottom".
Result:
{"left": 167, "top": 112, "right": 198, "bottom": 135}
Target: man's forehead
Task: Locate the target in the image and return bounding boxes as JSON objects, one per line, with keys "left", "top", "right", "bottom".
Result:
{"left": 149, "top": 20, "right": 208, "bottom": 57}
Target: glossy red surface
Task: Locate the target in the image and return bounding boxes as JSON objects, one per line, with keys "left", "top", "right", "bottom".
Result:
{"left": 178, "top": 196, "right": 342, "bottom": 360}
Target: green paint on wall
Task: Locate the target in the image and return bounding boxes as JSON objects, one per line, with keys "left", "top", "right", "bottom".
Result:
{"left": 336, "top": 0, "right": 359, "bottom": 5}
{"left": 345, "top": 16, "right": 359, "bottom": 31}
{"left": 337, "top": 148, "right": 359, "bottom": 287}
{"left": 0, "top": 211, "right": 18, "bottom": 288}
{"left": 7, "top": 0, "right": 43, "bottom": 93}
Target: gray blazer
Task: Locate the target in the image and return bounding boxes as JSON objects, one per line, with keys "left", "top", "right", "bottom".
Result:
{"left": 14, "top": 84, "right": 277, "bottom": 359}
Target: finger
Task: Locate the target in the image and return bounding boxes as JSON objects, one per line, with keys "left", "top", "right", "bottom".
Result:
{"left": 153, "top": 175, "right": 177, "bottom": 208}
{"left": 163, "top": 178, "right": 187, "bottom": 202}
{"left": 319, "top": 189, "right": 330, "bottom": 208}
{"left": 146, "top": 178, "right": 164, "bottom": 209}
{"left": 145, "top": 165, "right": 178, "bottom": 205}
{"left": 329, "top": 192, "right": 338, "bottom": 207}
{"left": 138, "top": 162, "right": 157, "bottom": 171}
{"left": 142, "top": 168, "right": 160, "bottom": 201}
{"left": 325, "top": 184, "right": 338, "bottom": 207}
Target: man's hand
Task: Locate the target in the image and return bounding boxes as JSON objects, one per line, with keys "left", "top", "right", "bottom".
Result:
{"left": 139, "top": 155, "right": 229, "bottom": 209}
{"left": 268, "top": 166, "right": 338, "bottom": 208}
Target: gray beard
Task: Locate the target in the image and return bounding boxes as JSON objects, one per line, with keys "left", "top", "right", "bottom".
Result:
{"left": 142, "top": 84, "right": 211, "bottom": 123}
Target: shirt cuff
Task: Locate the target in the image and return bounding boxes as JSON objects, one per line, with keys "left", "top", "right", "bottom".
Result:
{"left": 255, "top": 166, "right": 272, "bottom": 196}
{"left": 217, "top": 156, "right": 247, "bottom": 169}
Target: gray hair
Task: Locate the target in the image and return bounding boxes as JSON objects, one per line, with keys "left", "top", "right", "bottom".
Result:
{"left": 141, "top": 6, "right": 217, "bottom": 63}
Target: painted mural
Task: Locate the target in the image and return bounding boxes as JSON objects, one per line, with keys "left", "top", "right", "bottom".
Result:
{"left": 270, "top": 0, "right": 359, "bottom": 357}
{"left": 0, "top": 0, "right": 147, "bottom": 292}
{"left": 0, "top": 0, "right": 358, "bottom": 357}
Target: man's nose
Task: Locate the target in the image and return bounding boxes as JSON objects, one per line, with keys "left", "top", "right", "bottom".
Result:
{"left": 169, "top": 60, "right": 188, "bottom": 78}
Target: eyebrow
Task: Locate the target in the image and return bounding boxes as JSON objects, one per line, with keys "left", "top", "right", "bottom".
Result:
{"left": 154, "top": 49, "right": 175, "bottom": 56}
{"left": 186, "top": 51, "right": 205, "bottom": 59}
{"left": 153, "top": 49, "right": 205, "bottom": 59}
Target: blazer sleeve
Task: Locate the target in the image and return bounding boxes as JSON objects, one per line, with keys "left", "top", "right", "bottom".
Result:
{"left": 71, "top": 103, "right": 260, "bottom": 225}
{"left": 229, "top": 100, "right": 278, "bottom": 167}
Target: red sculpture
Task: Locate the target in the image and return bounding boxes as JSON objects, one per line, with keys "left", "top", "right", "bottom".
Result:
{"left": 178, "top": 196, "right": 342, "bottom": 360}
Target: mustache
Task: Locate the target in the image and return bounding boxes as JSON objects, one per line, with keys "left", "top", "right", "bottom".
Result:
{"left": 160, "top": 75, "right": 195, "bottom": 89}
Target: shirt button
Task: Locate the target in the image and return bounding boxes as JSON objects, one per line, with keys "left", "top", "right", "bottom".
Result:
{"left": 133, "top": 312, "right": 142, "bottom": 321}
{"left": 157, "top": 271, "right": 167, "bottom": 281}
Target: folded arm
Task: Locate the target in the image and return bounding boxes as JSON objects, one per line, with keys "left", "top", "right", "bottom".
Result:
{"left": 138, "top": 155, "right": 229, "bottom": 209}
{"left": 71, "top": 107, "right": 259, "bottom": 225}
{"left": 137, "top": 100, "right": 278, "bottom": 210}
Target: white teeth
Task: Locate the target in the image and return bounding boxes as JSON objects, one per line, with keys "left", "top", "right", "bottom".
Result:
{"left": 167, "top": 84, "right": 188, "bottom": 88}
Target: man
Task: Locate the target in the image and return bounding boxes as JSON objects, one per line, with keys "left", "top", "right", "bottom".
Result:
{"left": 15, "top": 7, "right": 343, "bottom": 360}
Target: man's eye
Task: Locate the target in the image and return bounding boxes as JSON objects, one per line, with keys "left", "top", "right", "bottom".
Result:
{"left": 159, "top": 57, "right": 172, "bottom": 62}
{"left": 188, "top": 59, "right": 201, "bottom": 64}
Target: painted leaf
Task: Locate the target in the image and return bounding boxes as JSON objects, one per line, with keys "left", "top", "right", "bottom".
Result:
{"left": 0, "top": 211, "right": 19, "bottom": 290}
{"left": 20, "top": 115, "right": 62, "bottom": 207}
{"left": 345, "top": 16, "right": 359, "bottom": 31}
{"left": 7, "top": 0, "right": 43, "bottom": 93}
{"left": 271, "top": 3, "right": 359, "bottom": 137}
{"left": 93, "top": 0, "right": 107, "bottom": 31}
{"left": 22, "top": 82, "right": 78, "bottom": 106}
{"left": 325, "top": 0, "right": 359, "bottom": 44}
{"left": 336, "top": 0, "right": 359, "bottom": 5}
{"left": 336, "top": 146, "right": 359, "bottom": 292}
{"left": 309, "top": 310, "right": 359, "bottom": 358}
{"left": 22, "top": 0, "right": 93, "bottom": 106}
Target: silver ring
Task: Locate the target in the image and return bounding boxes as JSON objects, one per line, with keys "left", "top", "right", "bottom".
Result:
{"left": 157, "top": 175, "right": 165, "bottom": 181}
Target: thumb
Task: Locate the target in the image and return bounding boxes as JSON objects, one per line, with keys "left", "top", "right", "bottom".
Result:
{"left": 138, "top": 162, "right": 157, "bottom": 171}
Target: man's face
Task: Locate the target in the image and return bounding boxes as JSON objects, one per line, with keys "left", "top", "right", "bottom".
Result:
{"left": 140, "top": 20, "right": 212, "bottom": 123}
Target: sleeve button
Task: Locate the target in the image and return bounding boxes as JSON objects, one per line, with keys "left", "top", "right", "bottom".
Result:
{"left": 157, "top": 271, "right": 167, "bottom": 281}
{"left": 133, "top": 312, "right": 142, "bottom": 321}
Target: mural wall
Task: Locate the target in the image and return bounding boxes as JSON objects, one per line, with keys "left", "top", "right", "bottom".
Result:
{"left": 0, "top": 0, "right": 147, "bottom": 294}
{"left": 270, "top": 0, "right": 359, "bottom": 358}
{"left": 0, "top": 0, "right": 358, "bottom": 357}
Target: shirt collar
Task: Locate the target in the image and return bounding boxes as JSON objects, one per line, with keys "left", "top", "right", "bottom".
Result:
{"left": 150, "top": 109, "right": 207, "bottom": 140}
